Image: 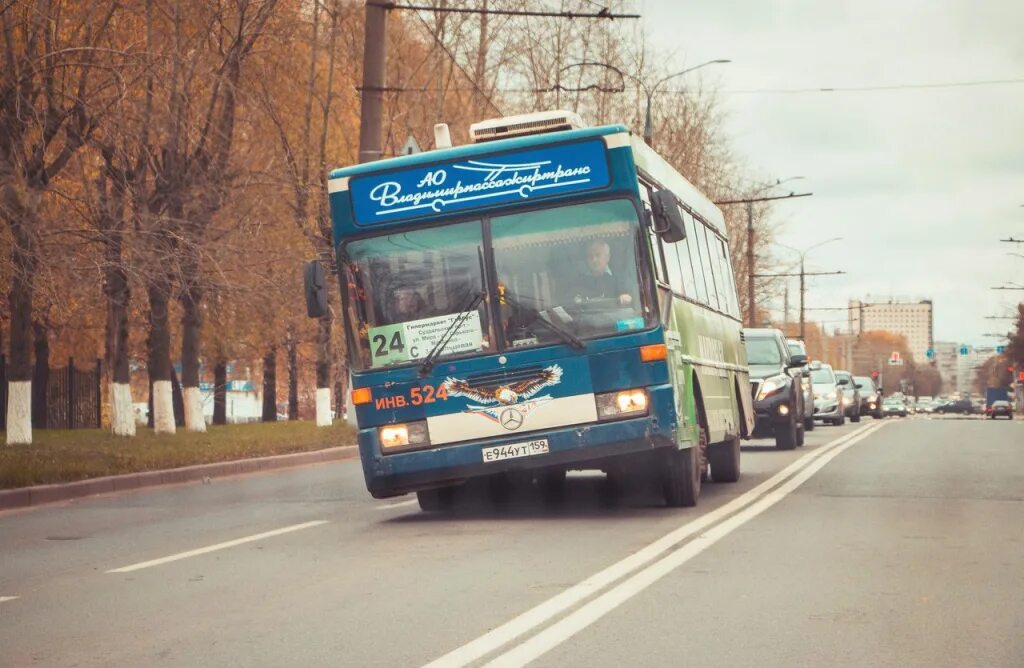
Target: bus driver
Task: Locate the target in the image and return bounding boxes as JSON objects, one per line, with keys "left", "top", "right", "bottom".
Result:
{"left": 567, "top": 239, "right": 633, "bottom": 306}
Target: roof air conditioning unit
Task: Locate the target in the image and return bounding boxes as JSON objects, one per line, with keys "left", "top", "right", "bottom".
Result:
{"left": 469, "top": 110, "right": 587, "bottom": 143}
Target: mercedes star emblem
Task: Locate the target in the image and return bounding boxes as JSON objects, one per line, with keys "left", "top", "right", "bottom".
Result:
{"left": 499, "top": 408, "right": 524, "bottom": 430}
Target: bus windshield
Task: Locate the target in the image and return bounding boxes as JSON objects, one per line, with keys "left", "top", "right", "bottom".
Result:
{"left": 493, "top": 199, "right": 650, "bottom": 349}
{"left": 344, "top": 220, "right": 493, "bottom": 370}
{"left": 342, "top": 199, "right": 651, "bottom": 370}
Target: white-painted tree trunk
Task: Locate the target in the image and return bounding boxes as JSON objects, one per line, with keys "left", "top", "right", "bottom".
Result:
{"left": 152, "top": 380, "right": 176, "bottom": 434}
{"left": 316, "top": 387, "right": 332, "bottom": 427}
{"left": 183, "top": 386, "right": 206, "bottom": 432}
{"left": 109, "top": 382, "right": 136, "bottom": 437}
{"left": 345, "top": 383, "right": 357, "bottom": 427}
{"left": 5, "top": 381, "right": 32, "bottom": 445}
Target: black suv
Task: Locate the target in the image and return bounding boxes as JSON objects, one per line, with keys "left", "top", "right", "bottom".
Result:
{"left": 853, "top": 375, "right": 883, "bottom": 419}
{"left": 743, "top": 328, "right": 808, "bottom": 449}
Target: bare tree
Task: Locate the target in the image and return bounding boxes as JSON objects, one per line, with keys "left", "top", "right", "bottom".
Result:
{"left": 1, "top": 0, "right": 121, "bottom": 444}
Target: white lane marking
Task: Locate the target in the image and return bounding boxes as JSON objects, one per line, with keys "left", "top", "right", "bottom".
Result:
{"left": 489, "top": 421, "right": 886, "bottom": 667}
{"left": 377, "top": 499, "right": 418, "bottom": 510}
{"left": 0, "top": 596, "right": 19, "bottom": 603}
{"left": 107, "top": 520, "right": 328, "bottom": 573}
{"left": 422, "top": 422, "right": 886, "bottom": 668}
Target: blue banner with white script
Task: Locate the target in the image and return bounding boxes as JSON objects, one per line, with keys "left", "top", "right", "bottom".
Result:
{"left": 349, "top": 139, "right": 611, "bottom": 225}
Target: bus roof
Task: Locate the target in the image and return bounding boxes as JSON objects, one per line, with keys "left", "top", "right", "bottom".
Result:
{"left": 629, "top": 136, "right": 726, "bottom": 234}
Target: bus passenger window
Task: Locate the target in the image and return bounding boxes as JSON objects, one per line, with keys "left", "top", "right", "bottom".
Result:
{"left": 683, "top": 213, "right": 709, "bottom": 305}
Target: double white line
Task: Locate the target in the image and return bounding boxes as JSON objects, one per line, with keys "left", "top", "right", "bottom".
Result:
{"left": 424, "top": 421, "right": 888, "bottom": 668}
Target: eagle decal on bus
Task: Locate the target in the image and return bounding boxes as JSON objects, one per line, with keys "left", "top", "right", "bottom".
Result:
{"left": 442, "top": 365, "right": 563, "bottom": 427}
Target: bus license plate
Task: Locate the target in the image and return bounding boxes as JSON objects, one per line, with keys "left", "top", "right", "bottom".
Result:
{"left": 481, "top": 439, "right": 549, "bottom": 463}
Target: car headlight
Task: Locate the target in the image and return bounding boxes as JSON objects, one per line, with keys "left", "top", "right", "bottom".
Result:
{"left": 757, "top": 374, "right": 790, "bottom": 400}
{"left": 596, "top": 389, "right": 649, "bottom": 420}
{"left": 378, "top": 420, "right": 430, "bottom": 452}
{"left": 823, "top": 391, "right": 836, "bottom": 401}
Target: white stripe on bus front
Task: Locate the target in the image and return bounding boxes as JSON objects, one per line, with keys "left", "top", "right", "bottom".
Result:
{"left": 426, "top": 393, "right": 599, "bottom": 446}
{"left": 602, "top": 132, "right": 631, "bottom": 149}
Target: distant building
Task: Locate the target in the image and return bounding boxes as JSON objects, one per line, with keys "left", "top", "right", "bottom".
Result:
{"left": 849, "top": 298, "right": 934, "bottom": 364}
{"left": 956, "top": 344, "right": 996, "bottom": 397}
{"left": 933, "top": 341, "right": 959, "bottom": 392}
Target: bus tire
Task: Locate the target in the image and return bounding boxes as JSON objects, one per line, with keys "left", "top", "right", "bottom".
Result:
{"left": 664, "top": 430, "right": 704, "bottom": 507}
{"left": 417, "top": 486, "right": 455, "bottom": 512}
{"left": 775, "top": 419, "right": 797, "bottom": 450}
{"left": 709, "top": 434, "right": 741, "bottom": 483}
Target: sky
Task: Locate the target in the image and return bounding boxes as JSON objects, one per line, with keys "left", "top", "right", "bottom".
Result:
{"left": 639, "top": 0, "right": 1024, "bottom": 347}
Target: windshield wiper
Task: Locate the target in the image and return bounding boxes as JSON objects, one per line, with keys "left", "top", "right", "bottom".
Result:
{"left": 502, "top": 290, "right": 585, "bottom": 350}
{"left": 418, "top": 290, "right": 486, "bottom": 377}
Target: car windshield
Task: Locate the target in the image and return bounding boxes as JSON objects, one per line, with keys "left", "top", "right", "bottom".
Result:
{"left": 492, "top": 199, "right": 651, "bottom": 348}
{"left": 745, "top": 338, "right": 783, "bottom": 365}
{"left": 810, "top": 367, "right": 835, "bottom": 384}
{"left": 343, "top": 220, "right": 493, "bottom": 370}
{"left": 786, "top": 342, "right": 805, "bottom": 357}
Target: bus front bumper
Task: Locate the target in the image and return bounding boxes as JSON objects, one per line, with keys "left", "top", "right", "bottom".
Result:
{"left": 358, "top": 385, "right": 679, "bottom": 498}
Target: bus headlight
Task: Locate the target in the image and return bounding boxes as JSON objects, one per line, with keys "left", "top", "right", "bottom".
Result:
{"left": 596, "top": 389, "right": 648, "bottom": 420}
{"left": 379, "top": 421, "right": 430, "bottom": 451}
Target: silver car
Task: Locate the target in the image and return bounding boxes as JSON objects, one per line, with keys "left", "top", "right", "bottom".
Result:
{"left": 810, "top": 362, "right": 846, "bottom": 425}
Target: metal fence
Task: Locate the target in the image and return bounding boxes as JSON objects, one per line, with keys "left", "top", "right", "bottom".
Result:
{"left": 1, "top": 355, "right": 101, "bottom": 430}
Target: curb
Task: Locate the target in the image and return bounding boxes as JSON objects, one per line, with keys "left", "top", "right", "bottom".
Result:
{"left": 0, "top": 445, "right": 358, "bottom": 511}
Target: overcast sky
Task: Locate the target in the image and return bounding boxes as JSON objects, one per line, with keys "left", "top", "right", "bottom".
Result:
{"left": 639, "top": 0, "right": 1024, "bottom": 347}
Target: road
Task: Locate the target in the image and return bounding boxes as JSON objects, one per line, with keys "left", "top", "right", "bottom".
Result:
{"left": 1, "top": 416, "right": 1022, "bottom": 667}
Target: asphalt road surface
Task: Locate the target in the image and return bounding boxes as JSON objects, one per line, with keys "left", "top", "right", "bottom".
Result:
{"left": 2, "top": 415, "right": 1022, "bottom": 667}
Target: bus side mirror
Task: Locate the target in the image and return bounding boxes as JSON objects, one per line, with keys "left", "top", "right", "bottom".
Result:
{"left": 304, "top": 260, "right": 328, "bottom": 319}
{"left": 651, "top": 189, "right": 686, "bottom": 243}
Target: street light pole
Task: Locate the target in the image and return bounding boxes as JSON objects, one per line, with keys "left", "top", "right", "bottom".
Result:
{"left": 642, "top": 59, "right": 730, "bottom": 148}
{"left": 558, "top": 59, "right": 730, "bottom": 149}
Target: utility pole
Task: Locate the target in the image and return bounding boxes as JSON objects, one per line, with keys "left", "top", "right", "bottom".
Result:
{"left": 358, "top": 1, "right": 389, "bottom": 164}
{"left": 746, "top": 201, "right": 755, "bottom": 326}
{"left": 714, "top": 192, "right": 813, "bottom": 328}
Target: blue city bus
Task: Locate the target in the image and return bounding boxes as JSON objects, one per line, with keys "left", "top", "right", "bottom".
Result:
{"left": 316, "top": 112, "right": 754, "bottom": 510}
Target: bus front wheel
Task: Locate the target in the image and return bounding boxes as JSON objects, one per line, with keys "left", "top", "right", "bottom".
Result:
{"left": 417, "top": 486, "right": 456, "bottom": 512}
{"left": 664, "top": 429, "right": 704, "bottom": 507}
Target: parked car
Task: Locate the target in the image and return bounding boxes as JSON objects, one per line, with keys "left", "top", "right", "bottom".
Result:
{"left": 882, "top": 397, "right": 908, "bottom": 417}
{"left": 809, "top": 362, "right": 845, "bottom": 426}
{"left": 743, "top": 328, "right": 808, "bottom": 449}
{"left": 988, "top": 400, "right": 1013, "bottom": 419}
{"left": 853, "top": 375, "right": 883, "bottom": 419}
{"left": 834, "top": 370, "right": 861, "bottom": 422}
{"left": 786, "top": 339, "right": 816, "bottom": 432}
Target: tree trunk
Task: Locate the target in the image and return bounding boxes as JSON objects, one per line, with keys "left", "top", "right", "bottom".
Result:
{"left": 315, "top": 312, "right": 332, "bottom": 426}
{"left": 286, "top": 327, "right": 298, "bottom": 421}
{"left": 4, "top": 205, "right": 39, "bottom": 445}
{"left": 147, "top": 279, "right": 175, "bottom": 434}
{"left": 180, "top": 278, "right": 206, "bottom": 432}
{"left": 171, "top": 366, "right": 185, "bottom": 427}
{"left": 101, "top": 164, "right": 135, "bottom": 436}
{"left": 31, "top": 321, "right": 48, "bottom": 430}
{"left": 262, "top": 346, "right": 277, "bottom": 422}
{"left": 213, "top": 359, "right": 227, "bottom": 425}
